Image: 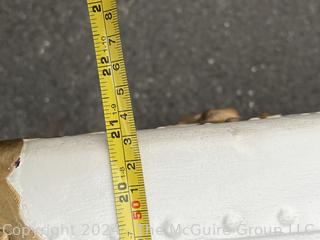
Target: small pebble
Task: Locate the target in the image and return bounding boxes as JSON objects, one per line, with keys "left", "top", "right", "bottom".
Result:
{"left": 178, "top": 113, "right": 202, "bottom": 124}
{"left": 178, "top": 108, "right": 241, "bottom": 124}
{"left": 200, "top": 108, "right": 240, "bottom": 123}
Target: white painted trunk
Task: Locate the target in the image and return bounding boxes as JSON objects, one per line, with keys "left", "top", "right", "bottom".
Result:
{"left": 6, "top": 113, "right": 320, "bottom": 240}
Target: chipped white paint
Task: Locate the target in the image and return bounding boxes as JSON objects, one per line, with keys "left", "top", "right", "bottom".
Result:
{"left": 7, "top": 113, "right": 320, "bottom": 240}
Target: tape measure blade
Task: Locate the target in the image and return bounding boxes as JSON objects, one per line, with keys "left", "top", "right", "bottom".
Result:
{"left": 87, "top": 0, "right": 151, "bottom": 239}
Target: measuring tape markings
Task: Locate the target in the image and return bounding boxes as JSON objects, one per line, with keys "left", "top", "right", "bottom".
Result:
{"left": 87, "top": 0, "right": 151, "bottom": 239}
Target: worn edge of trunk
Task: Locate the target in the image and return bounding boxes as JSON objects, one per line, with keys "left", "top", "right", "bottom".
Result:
{"left": 0, "top": 139, "right": 41, "bottom": 240}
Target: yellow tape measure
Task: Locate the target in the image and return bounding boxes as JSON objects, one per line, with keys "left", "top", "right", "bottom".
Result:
{"left": 87, "top": 0, "right": 151, "bottom": 239}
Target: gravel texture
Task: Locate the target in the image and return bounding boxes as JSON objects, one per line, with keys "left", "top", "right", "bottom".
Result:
{"left": 1, "top": 0, "right": 320, "bottom": 139}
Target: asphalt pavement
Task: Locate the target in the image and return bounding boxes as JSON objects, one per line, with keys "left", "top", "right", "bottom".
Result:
{"left": 1, "top": 0, "right": 320, "bottom": 139}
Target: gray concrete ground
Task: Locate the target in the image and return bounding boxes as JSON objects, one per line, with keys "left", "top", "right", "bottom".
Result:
{"left": 0, "top": 0, "right": 320, "bottom": 139}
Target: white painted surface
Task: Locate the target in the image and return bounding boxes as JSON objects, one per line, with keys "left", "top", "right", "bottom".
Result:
{"left": 8, "top": 113, "right": 320, "bottom": 240}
